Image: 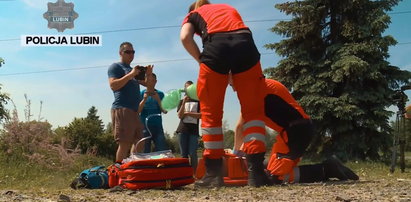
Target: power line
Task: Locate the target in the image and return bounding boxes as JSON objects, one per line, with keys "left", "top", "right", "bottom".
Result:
{"left": 397, "top": 42, "right": 411, "bottom": 45}
{"left": 389, "top": 11, "right": 411, "bottom": 15}
{"left": 1, "top": 53, "right": 410, "bottom": 77}
{"left": 0, "top": 53, "right": 276, "bottom": 76}
{"left": 0, "top": 19, "right": 286, "bottom": 42}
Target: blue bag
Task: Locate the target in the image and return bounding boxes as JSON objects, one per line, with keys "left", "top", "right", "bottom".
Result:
{"left": 70, "top": 166, "right": 109, "bottom": 189}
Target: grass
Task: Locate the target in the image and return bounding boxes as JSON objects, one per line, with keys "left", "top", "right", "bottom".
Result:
{"left": 0, "top": 153, "right": 113, "bottom": 191}
{"left": 0, "top": 152, "right": 410, "bottom": 191}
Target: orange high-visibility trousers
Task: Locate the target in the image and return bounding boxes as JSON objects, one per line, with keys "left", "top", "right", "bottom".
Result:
{"left": 198, "top": 63, "right": 266, "bottom": 159}
{"left": 262, "top": 79, "right": 313, "bottom": 183}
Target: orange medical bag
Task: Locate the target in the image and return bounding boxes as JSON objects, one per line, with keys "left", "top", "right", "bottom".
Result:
{"left": 196, "top": 153, "right": 248, "bottom": 186}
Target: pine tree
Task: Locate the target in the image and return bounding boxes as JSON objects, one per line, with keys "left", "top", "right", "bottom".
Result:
{"left": 86, "top": 106, "right": 104, "bottom": 131}
{"left": 264, "top": 0, "right": 411, "bottom": 160}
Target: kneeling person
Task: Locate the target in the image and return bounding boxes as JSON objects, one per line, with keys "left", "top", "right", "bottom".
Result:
{"left": 233, "top": 78, "right": 359, "bottom": 184}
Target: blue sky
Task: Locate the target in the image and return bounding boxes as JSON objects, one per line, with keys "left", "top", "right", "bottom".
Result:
{"left": 0, "top": 0, "right": 410, "bottom": 135}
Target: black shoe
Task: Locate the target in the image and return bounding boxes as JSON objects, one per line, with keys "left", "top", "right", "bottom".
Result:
{"left": 195, "top": 158, "right": 224, "bottom": 188}
{"left": 195, "top": 175, "right": 224, "bottom": 187}
{"left": 246, "top": 153, "right": 270, "bottom": 187}
{"left": 323, "top": 156, "right": 359, "bottom": 181}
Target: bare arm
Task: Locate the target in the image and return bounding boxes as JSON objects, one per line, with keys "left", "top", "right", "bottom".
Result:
{"left": 234, "top": 113, "right": 245, "bottom": 151}
{"left": 138, "top": 92, "right": 148, "bottom": 114}
{"left": 180, "top": 23, "right": 201, "bottom": 64}
{"left": 184, "top": 111, "right": 201, "bottom": 119}
{"left": 108, "top": 67, "right": 139, "bottom": 91}
{"left": 177, "top": 96, "right": 188, "bottom": 119}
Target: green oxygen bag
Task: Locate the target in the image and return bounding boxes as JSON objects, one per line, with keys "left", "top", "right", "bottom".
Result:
{"left": 185, "top": 83, "right": 198, "bottom": 101}
{"left": 161, "top": 89, "right": 183, "bottom": 111}
{"left": 161, "top": 83, "right": 198, "bottom": 110}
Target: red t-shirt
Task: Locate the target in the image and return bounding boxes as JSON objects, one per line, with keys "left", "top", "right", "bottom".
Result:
{"left": 182, "top": 4, "right": 248, "bottom": 38}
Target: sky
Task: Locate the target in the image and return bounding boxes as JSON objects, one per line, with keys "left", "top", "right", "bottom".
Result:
{"left": 0, "top": 0, "right": 410, "bottom": 135}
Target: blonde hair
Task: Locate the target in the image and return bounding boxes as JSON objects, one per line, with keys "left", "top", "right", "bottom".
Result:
{"left": 189, "top": 0, "right": 210, "bottom": 12}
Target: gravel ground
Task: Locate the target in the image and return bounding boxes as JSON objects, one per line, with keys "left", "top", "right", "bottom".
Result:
{"left": 1, "top": 178, "right": 410, "bottom": 202}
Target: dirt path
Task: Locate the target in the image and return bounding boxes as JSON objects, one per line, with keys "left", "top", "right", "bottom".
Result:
{"left": 1, "top": 178, "right": 410, "bottom": 202}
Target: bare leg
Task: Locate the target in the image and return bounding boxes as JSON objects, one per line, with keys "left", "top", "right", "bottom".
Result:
{"left": 116, "top": 142, "right": 133, "bottom": 162}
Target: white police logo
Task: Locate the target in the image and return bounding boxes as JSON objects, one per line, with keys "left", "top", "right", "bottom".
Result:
{"left": 43, "top": 0, "right": 78, "bottom": 32}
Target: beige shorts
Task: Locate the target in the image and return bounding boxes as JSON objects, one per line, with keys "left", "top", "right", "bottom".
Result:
{"left": 111, "top": 108, "right": 143, "bottom": 144}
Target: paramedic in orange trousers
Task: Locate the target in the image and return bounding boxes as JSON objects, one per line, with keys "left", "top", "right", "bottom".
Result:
{"left": 180, "top": 0, "right": 268, "bottom": 187}
{"left": 233, "top": 78, "right": 359, "bottom": 184}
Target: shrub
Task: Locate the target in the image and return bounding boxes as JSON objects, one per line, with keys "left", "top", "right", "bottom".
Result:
{"left": 0, "top": 116, "right": 79, "bottom": 169}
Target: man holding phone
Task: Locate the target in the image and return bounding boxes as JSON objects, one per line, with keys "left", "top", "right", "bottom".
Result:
{"left": 108, "top": 41, "right": 153, "bottom": 163}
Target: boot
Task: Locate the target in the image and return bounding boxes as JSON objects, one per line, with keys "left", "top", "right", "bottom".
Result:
{"left": 246, "top": 153, "right": 269, "bottom": 187}
{"left": 298, "top": 157, "right": 359, "bottom": 183}
{"left": 195, "top": 158, "right": 224, "bottom": 187}
{"left": 298, "top": 164, "right": 326, "bottom": 183}
{"left": 322, "top": 157, "right": 359, "bottom": 181}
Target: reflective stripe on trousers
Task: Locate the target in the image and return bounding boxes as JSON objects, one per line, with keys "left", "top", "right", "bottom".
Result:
{"left": 202, "top": 127, "right": 224, "bottom": 149}
{"left": 201, "top": 127, "right": 224, "bottom": 158}
{"left": 198, "top": 63, "right": 266, "bottom": 158}
{"left": 242, "top": 119, "right": 266, "bottom": 154}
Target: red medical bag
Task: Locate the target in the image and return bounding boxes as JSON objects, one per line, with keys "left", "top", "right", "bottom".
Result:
{"left": 109, "top": 158, "right": 194, "bottom": 190}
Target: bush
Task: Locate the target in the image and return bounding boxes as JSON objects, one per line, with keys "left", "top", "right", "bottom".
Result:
{"left": 0, "top": 117, "right": 79, "bottom": 169}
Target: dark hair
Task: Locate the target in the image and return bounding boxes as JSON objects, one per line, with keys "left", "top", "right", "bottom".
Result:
{"left": 151, "top": 73, "right": 157, "bottom": 79}
{"left": 119, "top": 42, "right": 133, "bottom": 52}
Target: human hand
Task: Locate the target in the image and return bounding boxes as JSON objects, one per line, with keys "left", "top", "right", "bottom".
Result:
{"left": 183, "top": 95, "right": 190, "bottom": 102}
{"left": 143, "top": 92, "right": 149, "bottom": 99}
{"left": 130, "top": 66, "right": 141, "bottom": 77}
{"left": 146, "top": 65, "right": 154, "bottom": 75}
{"left": 233, "top": 150, "right": 246, "bottom": 157}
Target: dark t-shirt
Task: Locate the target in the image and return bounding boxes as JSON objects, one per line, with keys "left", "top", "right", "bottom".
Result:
{"left": 176, "top": 99, "right": 200, "bottom": 135}
{"left": 107, "top": 62, "right": 141, "bottom": 110}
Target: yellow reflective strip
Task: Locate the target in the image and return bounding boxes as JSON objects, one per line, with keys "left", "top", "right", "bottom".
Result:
{"left": 204, "top": 141, "right": 224, "bottom": 149}
{"left": 243, "top": 120, "right": 265, "bottom": 131}
{"left": 243, "top": 133, "right": 266, "bottom": 145}
{"left": 201, "top": 127, "right": 223, "bottom": 135}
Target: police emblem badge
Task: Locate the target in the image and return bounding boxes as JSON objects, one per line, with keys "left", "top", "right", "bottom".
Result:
{"left": 43, "top": 0, "right": 78, "bottom": 32}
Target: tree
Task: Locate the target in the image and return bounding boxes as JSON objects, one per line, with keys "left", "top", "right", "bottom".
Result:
{"left": 0, "top": 84, "right": 10, "bottom": 123}
{"left": 96, "top": 122, "right": 117, "bottom": 159}
{"left": 0, "top": 57, "right": 4, "bottom": 67}
{"left": 64, "top": 106, "right": 105, "bottom": 154}
{"left": 265, "top": 0, "right": 411, "bottom": 161}
{"left": 87, "top": 106, "right": 104, "bottom": 129}
{"left": 222, "top": 120, "right": 234, "bottom": 149}
{"left": 166, "top": 132, "right": 180, "bottom": 154}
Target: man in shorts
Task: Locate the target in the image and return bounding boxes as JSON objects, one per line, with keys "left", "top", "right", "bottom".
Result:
{"left": 108, "top": 41, "right": 152, "bottom": 163}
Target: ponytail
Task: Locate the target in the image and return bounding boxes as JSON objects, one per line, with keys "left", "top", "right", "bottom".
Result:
{"left": 189, "top": 0, "right": 210, "bottom": 12}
